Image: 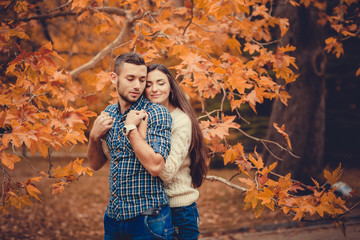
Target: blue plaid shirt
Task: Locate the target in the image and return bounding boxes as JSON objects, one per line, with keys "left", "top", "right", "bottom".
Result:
{"left": 104, "top": 95, "right": 172, "bottom": 220}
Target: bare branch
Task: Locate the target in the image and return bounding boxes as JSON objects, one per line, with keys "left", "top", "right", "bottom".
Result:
{"left": 206, "top": 175, "right": 248, "bottom": 192}
{"left": 183, "top": 0, "right": 194, "bottom": 35}
{"left": 70, "top": 20, "right": 130, "bottom": 78}
{"left": 6, "top": 6, "right": 127, "bottom": 23}
{"left": 234, "top": 128, "right": 300, "bottom": 159}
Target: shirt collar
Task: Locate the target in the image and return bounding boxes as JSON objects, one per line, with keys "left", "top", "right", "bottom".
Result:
{"left": 116, "top": 95, "right": 146, "bottom": 115}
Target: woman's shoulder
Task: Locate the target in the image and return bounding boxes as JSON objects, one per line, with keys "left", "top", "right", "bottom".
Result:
{"left": 171, "top": 108, "right": 191, "bottom": 125}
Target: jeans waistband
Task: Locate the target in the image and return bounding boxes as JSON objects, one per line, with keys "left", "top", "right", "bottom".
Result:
{"left": 141, "top": 204, "right": 168, "bottom": 216}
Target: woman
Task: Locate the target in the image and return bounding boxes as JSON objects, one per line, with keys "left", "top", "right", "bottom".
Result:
{"left": 139, "top": 63, "right": 208, "bottom": 240}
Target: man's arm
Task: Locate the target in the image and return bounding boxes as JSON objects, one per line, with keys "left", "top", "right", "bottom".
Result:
{"left": 128, "top": 128, "right": 165, "bottom": 176}
{"left": 87, "top": 112, "right": 113, "bottom": 171}
{"left": 126, "top": 109, "right": 171, "bottom": 177}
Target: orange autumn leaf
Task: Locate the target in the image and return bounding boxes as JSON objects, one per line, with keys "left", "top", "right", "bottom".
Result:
{"left": 25, "top": 184, "right": 42, "bottom": 201}
{"left": 70, "top": 0, "right": 89, "bottom": 10}
{"left": 324, "top": 163, "right": 343, "bottom": 185}
{"left": 1, "top": 152, "right": 21, "bottom": 170}
{"left": 356, "top": 67, "right": 360, "bottom": 77}
{"left": 273, "top": 122, "right": 292, "bottom": 149}
{"left": 223, "top": 148, "right": 238, "bottom": 165}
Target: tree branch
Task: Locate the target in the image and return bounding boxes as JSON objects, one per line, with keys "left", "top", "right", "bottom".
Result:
{"left": 69, "top": 20, "right": 130, "bottom": 78}
{"left": 6, "top": 7, "right": 127, "bottom": 23}
{"left": 183, "top": 0, "right": 194, "bottom": 35}
{"left": 206, "top": 175, "right": 248, "bottom": 192}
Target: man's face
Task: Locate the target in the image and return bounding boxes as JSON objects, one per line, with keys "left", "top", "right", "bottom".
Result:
{"left": 114, "top": 62, "right": 147, "bottom": 107}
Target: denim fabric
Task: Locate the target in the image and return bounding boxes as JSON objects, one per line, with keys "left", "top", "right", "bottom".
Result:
{"left": 171, "top": 202, "right": 200, "bottom": 240}
{"left": 104, "top": 204, "right": 174, "bottom": 240}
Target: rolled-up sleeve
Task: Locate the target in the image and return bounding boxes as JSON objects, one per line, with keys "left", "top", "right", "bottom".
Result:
{"left": 147, "top": 105, "right": 172, "bottom": 161}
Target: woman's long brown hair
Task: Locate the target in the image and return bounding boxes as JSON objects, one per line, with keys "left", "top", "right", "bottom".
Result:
{"left": 147, "top": 64, "right": 208, "bottom": 188}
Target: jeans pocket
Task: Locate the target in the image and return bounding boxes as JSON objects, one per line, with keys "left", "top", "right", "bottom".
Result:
{"left": 144, "top": 215, "right": 174, "bottom": 239}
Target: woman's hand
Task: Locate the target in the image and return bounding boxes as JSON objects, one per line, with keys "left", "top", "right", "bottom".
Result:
{"left": 125, "top": 110, "right": 148, "bottom": 139}
{"left": 125, "top": 110, "right": 147, "bottom": 126}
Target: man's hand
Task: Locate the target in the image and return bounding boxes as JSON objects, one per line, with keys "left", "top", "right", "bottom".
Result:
{"left": 90, "top": 111, "right": 114, "bottom": 140}
{"left": 125, "top": 110, "right": 147, "bottom": 126}
{"left": 138, "top": 112, "right": 148, "bottom": 139}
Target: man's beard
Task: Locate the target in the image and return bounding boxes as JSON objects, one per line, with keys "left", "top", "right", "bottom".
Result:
{"left": 117, "top": 82, "right": 140, "bottom": 104}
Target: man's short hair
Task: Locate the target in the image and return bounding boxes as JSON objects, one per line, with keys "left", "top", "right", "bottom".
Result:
{"left": 114, "top": 52, "right": 146, "bottom": 75}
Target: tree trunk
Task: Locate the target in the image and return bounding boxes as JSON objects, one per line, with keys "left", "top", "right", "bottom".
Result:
{"left": 263, "top": 2, "right": 327, "bottom": 182}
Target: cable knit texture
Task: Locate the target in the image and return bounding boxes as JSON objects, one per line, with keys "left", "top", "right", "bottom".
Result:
{"left": 159, "top": 108, "right": 199, "bottom": 208}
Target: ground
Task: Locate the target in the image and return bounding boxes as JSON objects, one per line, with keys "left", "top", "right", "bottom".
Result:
{"left": 1, "top": 153, "right": 360, "bottom": 240}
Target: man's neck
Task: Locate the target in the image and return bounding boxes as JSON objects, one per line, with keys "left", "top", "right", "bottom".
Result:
{"left": 118, "top": 98, "right": 132, "bottom": 115}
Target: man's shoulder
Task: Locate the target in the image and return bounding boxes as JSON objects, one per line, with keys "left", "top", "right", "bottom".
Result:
{"left": 104, "top": 103, "right": 117, "bottom": 113}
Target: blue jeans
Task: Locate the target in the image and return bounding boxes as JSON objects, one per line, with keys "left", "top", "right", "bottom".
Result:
{"left": 104, "top": 205, "right": 174, "bottom": 240}
{"left": 171, "top": 202, "right": 200, "bottom": 240}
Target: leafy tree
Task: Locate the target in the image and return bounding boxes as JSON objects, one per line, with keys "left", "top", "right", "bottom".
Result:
{"left": 1, "top": 0, "right": 358, "bottom": 227}
{"left": 263, "top": 0, "right": 360, "bottom": 182}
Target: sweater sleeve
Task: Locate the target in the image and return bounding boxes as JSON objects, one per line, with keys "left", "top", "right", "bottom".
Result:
{"left": 159, "top": 112, "right": 192, "bottom": 183}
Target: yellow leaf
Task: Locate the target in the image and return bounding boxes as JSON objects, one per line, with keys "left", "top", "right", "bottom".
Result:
{"left": 224, "top": 148, "right": 238, "bottom": 165}
{"left": 95, "top": 71, "right": 111, "bottom": 91}
{"left": 273, "top": 122, "right": 292, "bottom": 149}
{"left": 293, "top": 208, "right": 304, "bottom": 221}
{"left": 253, "top": 202, "right": 265, "bottom": 218}
{"left": 25, "top": 184, "right": 42, "bottom": 201}
{"left": 324, "top": 163, "right": 343, "bottom": 185}
{"left": 238, "top": 177, "right": 254, "bottom": 187}
{"left": 249, "top": 153, "right": 264, "bottom": 170}
{"left": 256, "top": 187, "right": 274, "bottom": 205}
{"left": 355, "top": 68, "right": 360, "bottom": 77}
{"left": 1, "top": 152, "right": 20, "bottom": 170}
{"left": 312, "top": 177, "right": 320, "bottom": 190}
{"left": 71, "top": 0, "right": 89, "bottom": 9}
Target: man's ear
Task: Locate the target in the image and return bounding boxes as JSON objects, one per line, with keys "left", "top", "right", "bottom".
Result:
{"left": 110, "top": 72, "right": 117, "bottom": 84}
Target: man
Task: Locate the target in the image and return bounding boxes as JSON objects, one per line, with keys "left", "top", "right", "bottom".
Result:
{"left": 87, "top": 52, "right": 174, "bottom": 239}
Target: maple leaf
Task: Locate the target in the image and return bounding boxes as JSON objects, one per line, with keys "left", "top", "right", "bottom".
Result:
{"left": 51, "top": 182, "right": 66, "bottom": 195}
{"left": 25, "top": 184, "right": 42, "bottom": 202}
{"left": 293, "top": 208, "right": 304, "bottom": 221}
{"left": 1, "top": 152, "right": 21, "bottom": 170}
{"left": 244, "top": 42, "right": 261, "bottom": 54}
{"left": 256, "top": 187, "right": 274, "bottom": 205}
{"left": 9, "top": 192, "right": 33, "bottom": 210}
{"left": 70, "top": 0, "right": 89, "bottom": 10}
{"left": 324, "top": 163, "right": 343, "bottom": 185}
{"left": 273, "top": 122, "right": 292, "bottom": 149}
{"left": 244, "top": 187, "right": 260, "bottom": 210}
{"left": 238, "top": 177, "right": 255, "bottom": 187}
{"left": 249, "top": 153, "right": 264, "bottom": 170}
{"left": 224, "top": 148, "right": 238, "bottom": 165}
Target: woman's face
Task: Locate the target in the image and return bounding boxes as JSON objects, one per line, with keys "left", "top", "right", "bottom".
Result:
{"left": 145, "top": 69, "right": 171, "bottom": 107}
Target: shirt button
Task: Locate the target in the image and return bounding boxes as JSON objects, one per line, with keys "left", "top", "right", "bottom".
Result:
{"left": 118, "top": 135, "right": 120, "bottom": 138}
{"left": 114, "top": 161, "right": 118, "bottom": 164}
{"left": 117, "top": 149, "right": 120, "bottom": 153}
{"left": 113, "top": 177, "right": 116, "bottom": 181}
{"left": 114, "top": 193, "right": 117, "bottom": 197}
{"left": 154, "top": 139, "right": 157, "bottom": 142}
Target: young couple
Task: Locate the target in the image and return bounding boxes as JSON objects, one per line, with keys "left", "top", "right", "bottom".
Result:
{"left": 87, "top": 52, "right": 208, "bottom": 240}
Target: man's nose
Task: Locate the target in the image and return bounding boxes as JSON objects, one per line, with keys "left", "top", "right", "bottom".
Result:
{"left": 133, "top": 80, "right": 141, "bottom": 90}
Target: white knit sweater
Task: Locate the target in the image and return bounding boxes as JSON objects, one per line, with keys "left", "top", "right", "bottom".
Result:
{"left": 159, "top": 108, "right": 199, "bottom": 208}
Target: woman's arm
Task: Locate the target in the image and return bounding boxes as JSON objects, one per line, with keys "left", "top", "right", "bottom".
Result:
{"left": 159, "top": 113, "right": 192, "bottom": 183}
